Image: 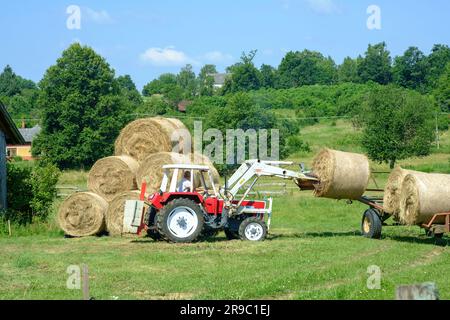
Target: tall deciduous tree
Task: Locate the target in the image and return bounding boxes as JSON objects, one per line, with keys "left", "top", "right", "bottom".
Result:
{"left": 117, "top": 74, "right": 143, "bottom": 106}
{"left": 278, "top": 50, "right": 337, "bottom": 88}
{"left": 361, "top": 85, "right": 436, "bottom": 168}
{"left": 338, "top": 57, "right": 360, "bottom": 83}
{"left": 434, "top": 62, "right": 450, "bottom": 112}
{"left": 425, "top": 44, "right": 450, "bottom": 90}
{"left": 177, "top": 64, "right": 197, "bottom": 97}
{"left": 0, "top": 65, "right": 36, "bottom": 97}
{"left": 260, "top": 64, "right": 278, "bottom": 88}
{"left": 198, "top": 64, "right": 217, "bottom": 96}
{"left": 357, "top": 42, "right": 392, "bottom": 85}
{"left": 32, "top": 43, "right": 133, "bottom": 169}
{"left": 222, "top": 50, "right": 261, "bottom": 93}
{"left": 393, "top": 47, "right": 428, "bottom": 91}
{"left": 142, "top": 73, "right": 178, "bottom": 96}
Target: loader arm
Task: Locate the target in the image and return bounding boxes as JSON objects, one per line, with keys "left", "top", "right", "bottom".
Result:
{"left": 222, "top": 160, "right": 319, "bottom": 201}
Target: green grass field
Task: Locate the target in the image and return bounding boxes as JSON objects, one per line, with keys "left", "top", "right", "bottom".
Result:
{"left": 0, "top": 120, "right": 449, "bottom": 300}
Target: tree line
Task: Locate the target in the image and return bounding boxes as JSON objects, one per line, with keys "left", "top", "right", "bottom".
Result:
{"left": 141, "top": 42, "right": 450, "bottom": 112}
{"left": 0, "top": 42, "right": 448, "bottom": 171}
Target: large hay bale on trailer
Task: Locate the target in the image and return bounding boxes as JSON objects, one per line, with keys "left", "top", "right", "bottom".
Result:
{"left": 88, "top": 156, "right": 139, "bottom": 201}
{"left": 114, "top": 117, "right": 190, "bottom": 162}
{"left": 399, "top": 173, "right": 450, "bottom": 225}
{"left": 312, "top": 149, "right": 370, "bottom": 200}
{"left": 383, "top": 167, "right": 428, "bottom": 218}
{"left": 58, "top": 192, "right": 108, "bottom": 237}
{"left": 106, "top": 191, "right": 151, "bottom": 236}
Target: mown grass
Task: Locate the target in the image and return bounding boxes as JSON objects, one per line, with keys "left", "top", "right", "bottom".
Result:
{"left": 0, "top": 119, "right": 448, "bottom": 300}
{"left": 0, "top": 192, "right": 448, "bottom": 300}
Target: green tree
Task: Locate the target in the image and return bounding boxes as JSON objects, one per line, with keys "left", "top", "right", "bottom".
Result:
{"left": 393, "top": 47, "right": 428, "bottom": 91}
{"left": 278, "top": 50, "right": 337, "bottom": 88}
{"left": 0, "top": 65, "right": 36, "bottom": 97}
{"left": 142, "top": 73, "right": 177, "bottom": 96}
{"left": 361, "top": 85, "right": 436, "bottom": 168}
{"left": 177, "top": 64, "right": 197, "bottom": 97}
{"left": 198, "top": 64, "right": 217, "bottom": 96}
{"left": 338, "top": 57, "right": 359, "bottom": 83}
{"left": 433, "top": 62, "right": 450, "bottom": 112}
{"left": 357, "top": 42, "right": 392, "bottom": 84}
{"left": 260, "top": 64, "right": 278, "bottom": 88}
{"left": 425, "top": 44, "right": 450, "bottom": 90}
{"left": 222, "top": 50, "right": 261, "bottom": 93}
{"left": 32, "top": 43, "right": 133, "bottom": 169}
{"left": 117, "top": 74, "right": 142, "bottom": 106}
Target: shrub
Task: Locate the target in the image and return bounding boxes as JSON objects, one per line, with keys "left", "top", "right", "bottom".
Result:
{"left": 5, "top": 164, "right": 33, "bottom": 224}
{"left": 286, "top": 136, "right": 311, "bottom": 155}
{"left": 4, "top": 160, "right": 60, "bottom": 224}
{"left": 29, "top": 160, "right": 60, "bottom": 221}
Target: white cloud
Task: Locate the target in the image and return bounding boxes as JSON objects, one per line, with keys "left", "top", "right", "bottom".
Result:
{"left": 203, "top": 51, "right": 233, "bottom": 63}
{"left": 306, "top": 0, "right": 340, "bottom": 14}
{"left": 85, "top": 8, "right": 114, "bottom": 24}
{"left": 140, "top": 47, "right": 198, "bottom": 66}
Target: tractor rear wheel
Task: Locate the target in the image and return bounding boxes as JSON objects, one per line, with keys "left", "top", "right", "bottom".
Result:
{"left": 238, "top": 217, "right": 267, "bottom": 241}
{"left": 156, "top": 198, "right": 205, "bottom": 243}
{"left": 361, "top": 208, "right": 382, "bottom": 239}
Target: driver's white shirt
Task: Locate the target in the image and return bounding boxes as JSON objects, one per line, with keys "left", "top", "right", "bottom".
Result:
{"left": 178, "top": 178, "right": 192, "bottom": 192}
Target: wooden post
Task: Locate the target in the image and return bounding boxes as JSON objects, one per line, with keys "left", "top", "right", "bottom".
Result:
{"left": 396, "top": 282, "right": 439, "bottom": 300}
{"left": 82, "top": 264, "right": 89, "bottom": 300}
{"left": 7, "top": 220, "right": 11, "bottom": 236}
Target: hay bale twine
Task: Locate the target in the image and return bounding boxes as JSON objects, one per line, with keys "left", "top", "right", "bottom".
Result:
{"left": 114, "top": 118, "right": 190, "bottom": 162}
{"left": 58, "top": 192, "right": 107, "bottom": 237}
{"left": 106, "top": 191, "right": 152, "bottom": 236}
{"left": 88, "top": 156, "right": 139, "bottom": 201}
{"left": 312, "top": 149, "right": 370, "bottom": 200}
{"left": 136, "top": 152, "right": 192, "bottom": 191}
{"left": 399, "top": 173, "right": 450, "bottom": 225}
{"left": 383, "top": 167, "right": 428, "bottom": 218}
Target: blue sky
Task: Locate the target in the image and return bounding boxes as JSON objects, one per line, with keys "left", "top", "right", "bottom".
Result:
{"left": 0, "top": 0, "right": 449, "bottom": 90}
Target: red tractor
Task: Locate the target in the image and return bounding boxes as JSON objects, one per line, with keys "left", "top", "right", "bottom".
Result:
{"left": 123, "top": 160, "right": 318, "bottom": 243}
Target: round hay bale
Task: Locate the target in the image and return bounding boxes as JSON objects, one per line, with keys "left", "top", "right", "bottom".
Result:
{"left": 399, "top": 173, "right": 450, "bottom": 225}
{"left": 106, "top": 191, "right": 152, "bottom": 236}
{"left": 114, "top": 118, "right": 190, "bottom": 162}
{"left": 58, "top": 192, "right": 107, "bottom": 237}
{"left": 136, "top": 152, "right": 192, "bottom": 191}
{"left": 383, "top": 167, "right": 427, "bottom": 218}
{"left": 189, "top": 153, "right": 221, "bottom": 186}
{"left": 88, "top": 156, "right": 139, "bottom": 201}
{"left": 312, "top": 149, "right": 370, "bottom": 200}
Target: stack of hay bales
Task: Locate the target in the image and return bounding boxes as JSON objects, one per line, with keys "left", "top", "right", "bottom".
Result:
{"left": 58, "top": 117, "right": 219, "bottom": 237}
{"left": 382, "top": 168, "right": 450, "bottom": 225}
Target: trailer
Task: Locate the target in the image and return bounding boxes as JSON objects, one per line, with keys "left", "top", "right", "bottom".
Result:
{"left": 356, "top": 195, "right": 450, "bottom": 239}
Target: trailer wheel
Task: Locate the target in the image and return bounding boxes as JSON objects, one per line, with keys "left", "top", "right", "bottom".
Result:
{"left": 239, "top": 217, "right": 267, "bottom": 241}
{"left": 361, "top": 208, "right": 382, "bottom": 239}
{"left": 156, "top": 198, "right": 205, "bottom": 243}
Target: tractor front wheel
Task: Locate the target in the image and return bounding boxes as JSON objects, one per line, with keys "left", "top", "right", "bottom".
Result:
{"left": 238, "top": 217, "right": 267, "bottom": 241}
{"left": 156, "top": 198, "right": 205, "bottom": 243}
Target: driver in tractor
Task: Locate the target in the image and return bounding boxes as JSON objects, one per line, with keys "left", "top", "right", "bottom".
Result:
{"left": 178, "top": 170, "right": 192, "bottom": 193}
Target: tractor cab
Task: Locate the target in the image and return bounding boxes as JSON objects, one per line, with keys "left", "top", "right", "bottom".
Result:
{"left": 158, "top": 164, "right": 219, "bottom": 197}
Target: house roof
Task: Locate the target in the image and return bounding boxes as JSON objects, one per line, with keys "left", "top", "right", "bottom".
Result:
{"left": 0, "top": 101, "right": 25, "bottom": 144}
{"left": 177, "top": 100, "right": 192, "bottom": 112}
{"left": 19, "top": 125, "right": 41, "bottom": 143}
{"left": 208, "top": 73, "right": 230, "bottom": 86}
